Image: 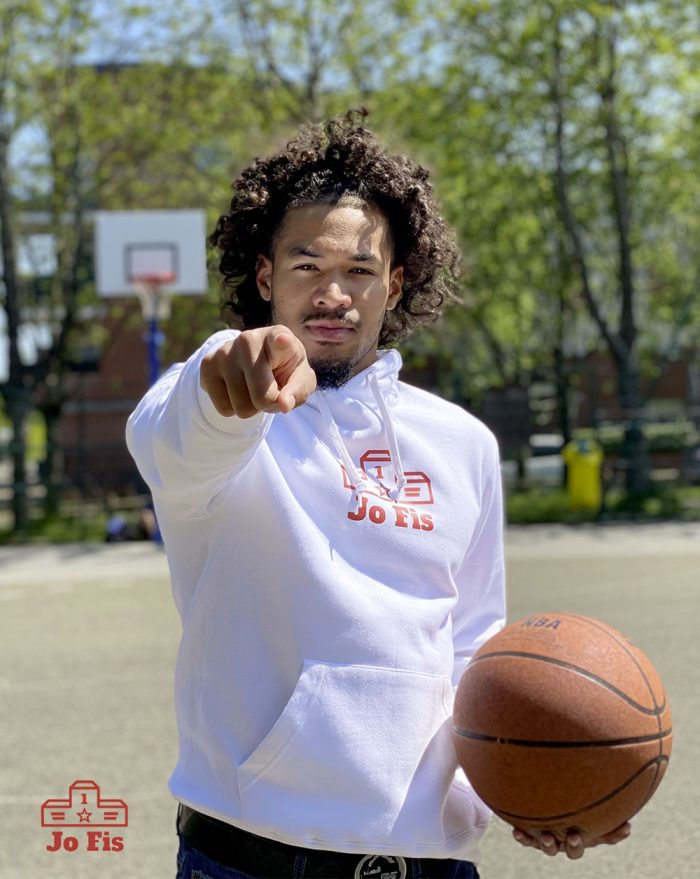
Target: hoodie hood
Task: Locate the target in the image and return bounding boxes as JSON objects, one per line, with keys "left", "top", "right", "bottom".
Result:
{"left": 306, "top": 348, "right": 401, "bottom": 434}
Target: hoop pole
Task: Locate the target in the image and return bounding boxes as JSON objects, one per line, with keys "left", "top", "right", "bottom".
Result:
{"left": 146, "top": 313, "right": 162, "bottom": 387}
{"left": 138, "top": 280, "right": 166, "bottom": 387}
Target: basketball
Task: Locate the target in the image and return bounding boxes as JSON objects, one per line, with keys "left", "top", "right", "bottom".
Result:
{"left": 453, "top": 613, "right": 672, "bottom": 839}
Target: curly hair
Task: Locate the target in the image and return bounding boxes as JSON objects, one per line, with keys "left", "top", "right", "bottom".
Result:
{"left": 209, "top": 109, "right": 461, "bottom": 346}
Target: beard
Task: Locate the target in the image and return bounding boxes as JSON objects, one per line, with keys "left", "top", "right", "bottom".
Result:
{"left": 309, "top": 356, "right": 355, "bottom": 390}
{"left": 268, "top": 289, "right": 381, "bottom": 390}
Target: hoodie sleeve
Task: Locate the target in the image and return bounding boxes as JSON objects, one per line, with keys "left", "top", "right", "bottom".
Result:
{"left": 125, "top": 330, "right": 274, "bottom": 519}
{"left": 451, "top": 430, "right": 507, "bottom": 690}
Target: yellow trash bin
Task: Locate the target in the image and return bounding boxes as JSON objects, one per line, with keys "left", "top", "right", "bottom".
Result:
{"left": 562, "top": 439, "right": 604, "bottom": 512}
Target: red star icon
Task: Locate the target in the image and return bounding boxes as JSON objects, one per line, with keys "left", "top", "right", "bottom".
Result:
{"left": 77, "top": 809, "right": 92, "bottom": 822}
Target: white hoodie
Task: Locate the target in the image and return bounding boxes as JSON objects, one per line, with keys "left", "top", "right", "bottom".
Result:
{"left": 126, "top": 330, "right": 505, "bottom": 863}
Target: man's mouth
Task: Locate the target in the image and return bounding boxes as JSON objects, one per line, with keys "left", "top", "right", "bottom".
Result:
{"left": 303, "top": 318, "right": 357, "bottom": 343}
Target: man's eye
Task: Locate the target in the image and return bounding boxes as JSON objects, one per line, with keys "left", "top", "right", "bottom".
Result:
{"left": 293, "top": 264, "right": 318, "bottom": 271}
{"left": 350, "top": 268, "right": 372, "bottom": 275}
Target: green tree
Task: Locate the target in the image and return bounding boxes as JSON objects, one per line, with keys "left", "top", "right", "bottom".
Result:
{"left": 1, "top": 0, "right": 247, "bottom": 523}
{"left": 218, "top": 0, "right": 423, "bottom": 122}
{"left": 387, "top": 0, "right": 700, "bottom": 491}
{"left": 0, "top": 0, "right": 45, "bottom": 530}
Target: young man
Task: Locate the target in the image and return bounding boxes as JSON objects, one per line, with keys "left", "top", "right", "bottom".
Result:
{"left": 127, "top": 112, "right": 629, "bottom": 879}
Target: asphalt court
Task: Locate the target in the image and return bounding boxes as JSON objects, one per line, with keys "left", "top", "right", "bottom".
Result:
{"left": 0, "top": 523, "right": 697, "bottom": 878}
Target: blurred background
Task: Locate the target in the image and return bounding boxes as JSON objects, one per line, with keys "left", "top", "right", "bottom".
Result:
{"left": 3, "top": 0, "right": 700, "bottom": 541}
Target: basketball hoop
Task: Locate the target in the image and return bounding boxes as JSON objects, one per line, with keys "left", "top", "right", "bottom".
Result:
{"left": 133, "top": 272, "right": 176, "bottom": 321}
{"left": 94, "top": 209, "right": 207, "bottom": 387}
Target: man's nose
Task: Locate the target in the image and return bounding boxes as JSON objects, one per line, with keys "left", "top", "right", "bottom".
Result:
{"left": 312, "top": 280, "right": 352, "bottom": 310}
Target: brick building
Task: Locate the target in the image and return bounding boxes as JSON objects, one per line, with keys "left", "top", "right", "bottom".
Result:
{"left": 57, "top": 297, "right": 221, "bottom": 495}
{"left": 58, "top": 302, "right": 151, "bottom": 494}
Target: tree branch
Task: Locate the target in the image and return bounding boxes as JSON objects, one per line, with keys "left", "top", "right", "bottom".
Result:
{"left": 600, "top": 16, "right": 636, "bottom": 353}
{"left": 549, "top": 10, "right": 625, "bottom": 364}
{"left": 471, "top": 308, "right": 512, "bottom": 386}
{"left": 233, "top": 0, "right": 300, "bottom": 116}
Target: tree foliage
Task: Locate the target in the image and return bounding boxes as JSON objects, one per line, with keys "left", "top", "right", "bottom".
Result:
{"left": 4, "top": 0, "right": 700, "bottom": 526}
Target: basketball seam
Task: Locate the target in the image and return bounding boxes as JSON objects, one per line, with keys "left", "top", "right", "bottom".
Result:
{"left": 452, "top": 726, "right": 673, "bottom": 748}
{"left": 564, "top": 612, "right": 668, "bottom": 812}
{"left": 563, "top": 613, "right": 664, "bottom": 723}
{"left": 468, "top": 649, "right": 668, "bottom": 716}
{"left": 490, "top": 755, "right": 670, "bottom": 824}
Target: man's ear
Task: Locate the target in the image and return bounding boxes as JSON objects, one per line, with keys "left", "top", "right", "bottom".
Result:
{"left": 386, "top": 266, "right": 404, "bottom": 311}
{"left": 256, "top": 255, "right": 273, "bottom": 302}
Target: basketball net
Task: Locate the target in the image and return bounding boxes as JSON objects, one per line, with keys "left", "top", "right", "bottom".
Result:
{"left": 133, "top": 273, "right": 176, "bottom": 320}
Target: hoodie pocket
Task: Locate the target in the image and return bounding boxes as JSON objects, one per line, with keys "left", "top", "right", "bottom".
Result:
{"left": 236, "top": 659, "right": 451, "bottom": 847}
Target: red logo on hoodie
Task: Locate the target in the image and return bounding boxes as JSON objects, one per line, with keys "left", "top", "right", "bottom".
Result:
{"left": 342, "top": 450, "right": 435, "bottom": 531}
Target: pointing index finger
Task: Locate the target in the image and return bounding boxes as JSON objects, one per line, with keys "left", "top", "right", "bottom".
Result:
{"left": 266, "top": 329, "right": 299, "bottom": 368}
{"left": 262, "top": 329, "right": 316, "bottom": 412}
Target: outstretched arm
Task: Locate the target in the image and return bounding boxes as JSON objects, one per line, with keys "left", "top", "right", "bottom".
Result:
{"left": 126, "top": 327, "right": 316, "bottom": 519}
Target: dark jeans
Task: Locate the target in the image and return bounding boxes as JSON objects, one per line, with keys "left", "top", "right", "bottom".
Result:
{"left": 176, "top": 832, "right": 481, "bottom": 879}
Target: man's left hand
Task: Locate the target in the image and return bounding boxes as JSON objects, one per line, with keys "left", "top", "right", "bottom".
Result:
{"left": 512, "top": 822, "right": 631, "bottom": 859}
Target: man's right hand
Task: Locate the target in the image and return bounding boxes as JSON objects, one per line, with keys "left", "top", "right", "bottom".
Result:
{"left": 200, "top": 326, "right": 317, "bottom": 418}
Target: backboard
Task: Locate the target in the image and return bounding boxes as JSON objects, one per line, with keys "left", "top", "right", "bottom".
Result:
{"left": 94, "top": 210, "right": 208, "bottom": 297}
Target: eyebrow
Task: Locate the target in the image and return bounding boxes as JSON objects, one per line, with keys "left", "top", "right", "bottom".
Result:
{"left": 288, "top": 246, "right": 322, "bottom": 258}
{"left": 287, "top": 245, "right": 380, "bottom": 264}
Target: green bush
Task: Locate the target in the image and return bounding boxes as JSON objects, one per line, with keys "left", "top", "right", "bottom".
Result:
{"left": 506, "top": 488, "right": 598, "bottom": 524}
{"left": 506, "top": 485, "right": 700, "bottom": 524}
{"left": 0, "top": 511, "right": 108, "bottom": 544}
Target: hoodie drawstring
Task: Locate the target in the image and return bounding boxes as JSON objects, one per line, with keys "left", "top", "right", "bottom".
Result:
{"left": 369, "top": 372, "right": 407, "bottom": 499}
{"left": 316, "top": 393, "right": 369, "bottom": 495}
{"left": 317, "top": 375, "right": 407, "bottom": 501}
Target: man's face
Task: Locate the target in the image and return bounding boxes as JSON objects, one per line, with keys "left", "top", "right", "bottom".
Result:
{"left": 255, "top": 201, "right": 403, "bottom": 388}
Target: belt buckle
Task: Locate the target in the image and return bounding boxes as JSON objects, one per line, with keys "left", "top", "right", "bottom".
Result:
{"left": 354, "top": 854, "right": 407, "bottom": 879}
